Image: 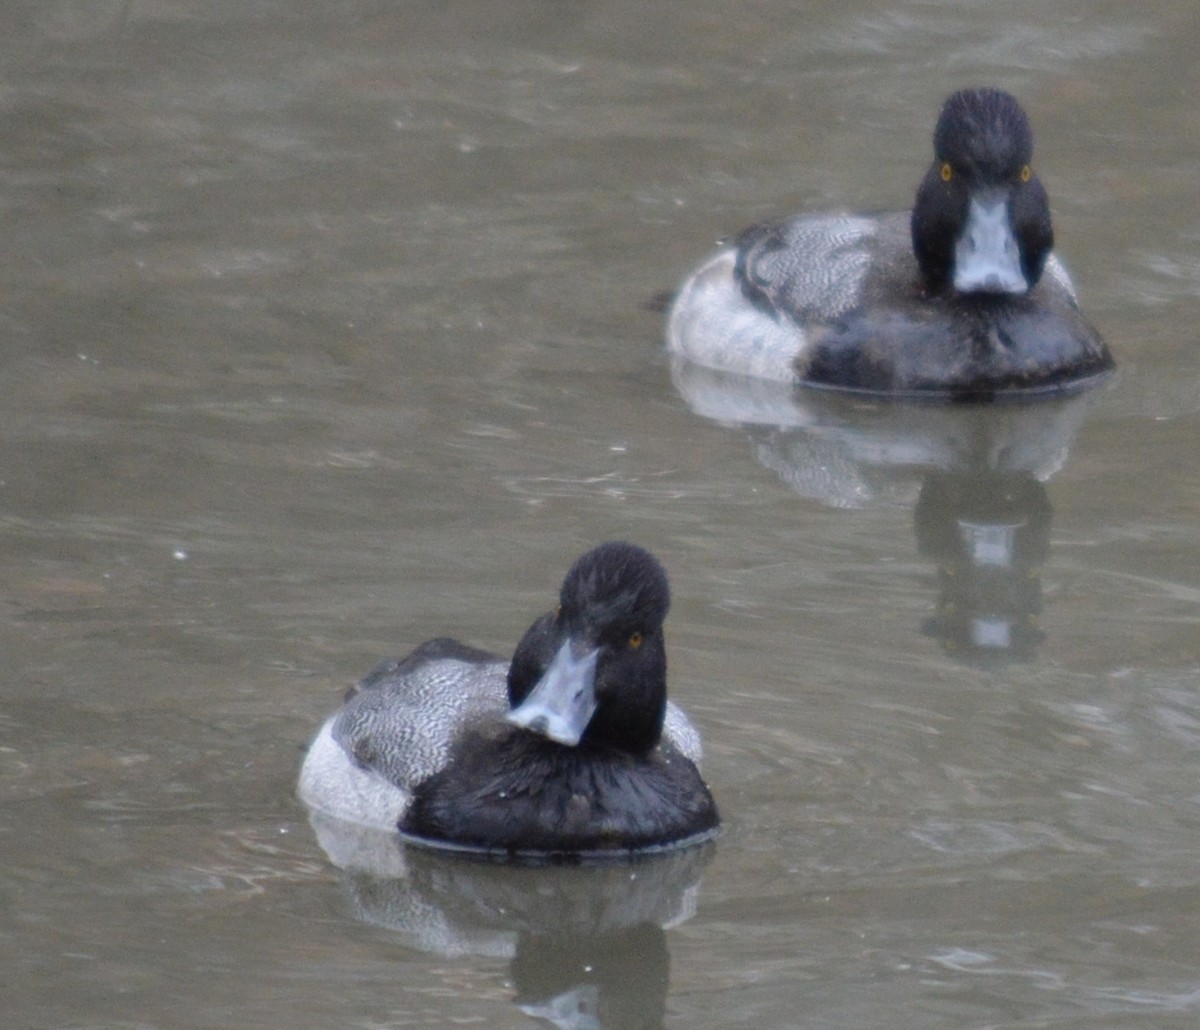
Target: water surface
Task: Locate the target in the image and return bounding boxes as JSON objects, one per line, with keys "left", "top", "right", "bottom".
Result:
{"left": 3, "top": 2, "right": 1199, "bottom": 1027}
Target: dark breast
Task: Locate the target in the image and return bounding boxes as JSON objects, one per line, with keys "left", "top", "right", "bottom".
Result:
{"left": 802, "top": 285, "right": 1113, "bottom": 398}
{"left": 401, "top": 726, "right": 719, "bottom": 857}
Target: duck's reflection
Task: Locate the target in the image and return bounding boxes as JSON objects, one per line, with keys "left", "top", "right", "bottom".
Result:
{"left": 915, "top": 470, "right": 1052, "bottom": 662}
{"left": 510, "top": 923, "right": 668, "bottom": 1030}
{"left": 309, "top": 810, "right": 710, "bottom": 1029}
{"left": 672, "top": 359, "right": 1100, "bottom": 664}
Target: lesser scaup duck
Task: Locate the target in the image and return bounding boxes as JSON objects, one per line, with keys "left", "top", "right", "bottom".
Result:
{"left": 668, "top": 87, "right": 1114, "bottom": 399}
{"left": 297, "top": 542, "right": 719, "bottom": 859}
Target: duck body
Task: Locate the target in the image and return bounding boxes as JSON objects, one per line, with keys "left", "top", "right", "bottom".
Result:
{"left": 668, "top": 89, "right": 1114, "bottom": 400}
{"left": 298, "top": 639, "right": 509, "bottom": 832}
{"left": 297, "top": 544, "right": 718, "bottom": 859}
{"left": 403, "top": 719, "right": 715, "bottom": 856}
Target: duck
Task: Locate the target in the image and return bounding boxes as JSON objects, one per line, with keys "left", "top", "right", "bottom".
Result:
{"left": 297, "top": 542, "right": 719, "bottom": 859}
{"left": 667, "top": 87, "right": 1114, "bottom": 399}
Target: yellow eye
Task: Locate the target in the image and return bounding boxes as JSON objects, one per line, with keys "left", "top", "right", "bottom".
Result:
{"left": 628, "top": 631, "right": 643, "bottom": 650}
{"left": 1020, "top": 164, "right": 1032, "bottom": 183}
{"left": 940, "top": 162, "right": 953, "bottom": 182}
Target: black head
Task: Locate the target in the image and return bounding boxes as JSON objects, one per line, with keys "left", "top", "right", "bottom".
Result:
{"left": 911, "top": 88, "right": 1054, "bottom": 295}
{"left": 934, "top": 87, "right": 1033, "bottom": 182}
{"left": 507, "top": 542, "right": 671, "bottom": 755}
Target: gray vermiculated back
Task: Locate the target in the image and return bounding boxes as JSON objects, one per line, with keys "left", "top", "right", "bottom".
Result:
{"left": 332, "top": 655, "right": 509, "bottom": 792}
{"left": 740, "top": 213, "right": 883, "bottom": 322}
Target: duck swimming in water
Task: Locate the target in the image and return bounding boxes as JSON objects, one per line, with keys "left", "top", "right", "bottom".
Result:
{"left": 298, "top": 542, "right": 719, "bottom": 860}
{"left": 668, "top": 88, "right": 1114, "bottom": 399}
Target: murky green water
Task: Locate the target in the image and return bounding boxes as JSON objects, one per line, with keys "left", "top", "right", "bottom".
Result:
{"left": 3, "top": 2, "right": 1199, "bottom": 1027}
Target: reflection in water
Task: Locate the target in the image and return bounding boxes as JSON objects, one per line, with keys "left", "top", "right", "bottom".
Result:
{"left": 915, "top": 471, "right": 1052, "bottom": 663}
{"left": 511, "top": 924, "right": 668, "bottom": 1030}
{"left": 308, "top": 810, "right": 710, "bottom": 1029}
{"left": 671, "top": 359, "right": 1099, "bottom": 663}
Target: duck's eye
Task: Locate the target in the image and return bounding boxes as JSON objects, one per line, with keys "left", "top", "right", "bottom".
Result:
{"left": 628, "top": 631, "right": 643, "bottom": 650}
{"left": 1019, "top": 164, "right": 1032, "bottom": 183}
{"left": 940, "top": 162, "right": 953, "bottom": 182}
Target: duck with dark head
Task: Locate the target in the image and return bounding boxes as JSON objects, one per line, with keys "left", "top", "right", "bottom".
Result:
{"left": 668, "top": 88, "right": 1114, "bottom": 399}
{"left": 298, "top": 542, "right": 719, "bottom": 862}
